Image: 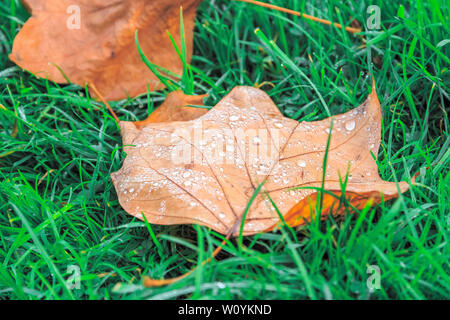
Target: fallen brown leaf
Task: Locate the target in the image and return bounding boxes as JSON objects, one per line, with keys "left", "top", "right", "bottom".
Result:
{"left": 133, "top": 91, "right": 208, "bottom": 128}
{"left": 111, "top": 81, "right": 414, "bottom": 237}
{"left": 10, "top": 0, "right": 202, "bottom": 100}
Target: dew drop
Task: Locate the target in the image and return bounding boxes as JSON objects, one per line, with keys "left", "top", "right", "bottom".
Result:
{"left": 183, "top": 171, "right": 191, "bottom": 178}
{"left": 345, "top": 120, "right": 356, "bottom": 131}
{"left": 297, "top": 160, "right": 306, "bottom": 167}
{"left": 253, "top": 136, "right": 261, "bottom": 144}
{"left": 217, "top": 282, "right": 226, "bottom": 289}
{"left": 274, "top": 122, "right": 283, "bottom": 128}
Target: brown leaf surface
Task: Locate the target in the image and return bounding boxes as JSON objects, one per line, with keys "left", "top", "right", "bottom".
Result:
{"left": 10, "top": 0, "right": 202, "bottom": 100}
{"left": 134, "top": 91, "right": 208, "bottom": 129}
{"left": 111, "top": 82, "right": 413, "bottom": 236}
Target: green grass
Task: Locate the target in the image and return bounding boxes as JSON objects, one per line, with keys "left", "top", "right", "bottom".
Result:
{"left": 0, "top": 0, "right": 449, "bottom": 300}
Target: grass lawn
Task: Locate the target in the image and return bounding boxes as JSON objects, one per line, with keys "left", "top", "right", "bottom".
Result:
{"left": 0, "top": 0, "right": 449, "bottom": 300}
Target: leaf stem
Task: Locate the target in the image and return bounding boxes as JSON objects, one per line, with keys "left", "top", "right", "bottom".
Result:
{"left": 234, "top": 0, "right": 362, "bottom": 34}
{"left": 142, "top": 236, "right": 230, "bottom": 287}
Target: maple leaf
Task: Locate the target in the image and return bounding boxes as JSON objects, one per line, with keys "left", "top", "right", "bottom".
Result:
{"left": 133, "top": 91, "right": 208, "bottom": 128}
{"left": 111, "top": 81, "right": 414, "bottom": 237}
{"left": 9, "top": 0, "right": 202, "bottom": 100}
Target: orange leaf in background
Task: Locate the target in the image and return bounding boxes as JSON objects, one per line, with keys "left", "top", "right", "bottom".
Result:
{"left": 276, "top": 191, "right": 377, "bottom": 230}
{"left": 10, "top": 0, "right": 202, "bottom": 100}
{"left": 111, "top": 81, "right": 414, "bottom": 237}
